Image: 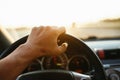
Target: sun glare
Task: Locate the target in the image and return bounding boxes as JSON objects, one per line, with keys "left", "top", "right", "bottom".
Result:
{"left": 0, "top": 0, "right": 120, "bottom": 28}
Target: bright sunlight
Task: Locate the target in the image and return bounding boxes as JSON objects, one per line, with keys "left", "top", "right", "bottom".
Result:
{"left": 0, "top": 0, "right": 120, "bottom": 27}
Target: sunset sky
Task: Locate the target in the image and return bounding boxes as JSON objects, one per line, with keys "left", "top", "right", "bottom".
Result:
{"left": 0, "top": 0, "right": 120, "bottom": 27}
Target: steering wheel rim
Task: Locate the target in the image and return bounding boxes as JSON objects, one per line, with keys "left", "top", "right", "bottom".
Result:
{"left": 0, "top": 34, "right": 107, "bottom": 80}
{"left": 16, "top": 70, "right": 91, "bottom": 80}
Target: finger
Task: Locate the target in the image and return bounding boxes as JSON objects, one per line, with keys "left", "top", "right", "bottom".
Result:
{"left": 37, "top": 26, "right": 44, "bottom": 34}
{"left": 30, "top": 26, "right": 43, "bottom": 35}
{"left": 30, "top": 27, "right": 38, "bottom": 34}
{"left": 56, "top": 42, "right": 68, "bottom": 55}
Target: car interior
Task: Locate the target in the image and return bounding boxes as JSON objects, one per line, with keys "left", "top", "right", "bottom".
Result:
{"left": 0, "top": 0, "right": 120, "bottom": 80}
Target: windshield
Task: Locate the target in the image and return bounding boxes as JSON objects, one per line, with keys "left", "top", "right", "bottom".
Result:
{"left": 0, "top": 0, "right": 120, "bottom": 41}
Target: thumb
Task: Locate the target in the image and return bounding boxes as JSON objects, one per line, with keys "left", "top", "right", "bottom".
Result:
{"left": 57, "top": 42, "right": 68, "bottom": 55}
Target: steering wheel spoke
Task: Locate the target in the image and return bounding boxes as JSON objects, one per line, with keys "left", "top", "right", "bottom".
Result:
{"left": 72, "top": 72, "right": 91, "bottom": 80}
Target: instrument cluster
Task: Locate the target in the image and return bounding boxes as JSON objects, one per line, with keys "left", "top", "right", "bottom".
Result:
{"left": 27, "top": 53, "right": 91, "bottom": 74}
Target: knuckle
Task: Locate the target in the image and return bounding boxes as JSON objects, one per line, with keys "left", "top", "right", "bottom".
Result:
{"left": 46, "top": 26, "right": 51, "bottom": 29}
{"left": 32, "top": 27, "right": 38, "bottom": 31}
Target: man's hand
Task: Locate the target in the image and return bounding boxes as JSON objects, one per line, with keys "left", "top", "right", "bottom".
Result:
{"left": 24, "top": 26, "right": 68, "bottom": 59}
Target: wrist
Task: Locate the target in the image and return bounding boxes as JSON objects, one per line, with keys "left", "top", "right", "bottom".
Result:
{"left": 16, "top": 43, "right": 45, "bottom": 61}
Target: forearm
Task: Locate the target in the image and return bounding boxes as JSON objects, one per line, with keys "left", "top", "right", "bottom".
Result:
{"left": 0, "top": 44, "right": 37, "bottom": 80}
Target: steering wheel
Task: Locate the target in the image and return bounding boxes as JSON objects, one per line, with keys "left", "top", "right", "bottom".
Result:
{"left": 0, "top": 34, "right": 107, "bottom": 80}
